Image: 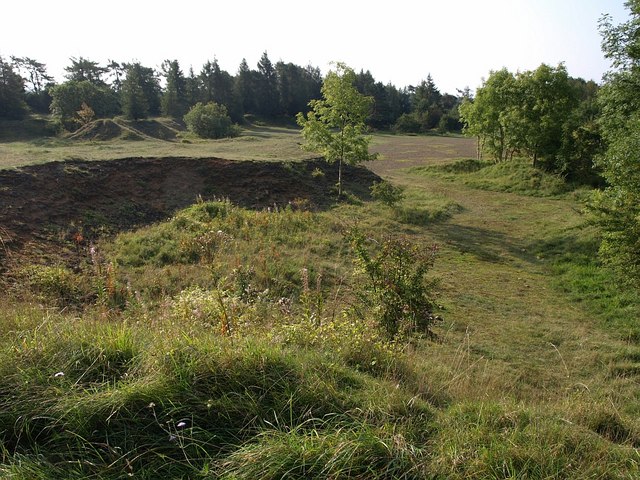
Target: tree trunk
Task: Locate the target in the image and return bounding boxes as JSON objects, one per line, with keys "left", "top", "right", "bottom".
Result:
{"left": 338, "top": 157, "right": 343, "bottom": 197}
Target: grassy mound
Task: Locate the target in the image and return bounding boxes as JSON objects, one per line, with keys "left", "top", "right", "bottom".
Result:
{"left": 413, "top": 158, "right": 570, "bottom": 197}
{"left": 67, "top": 118, "right": 185, "bottom": 142}
{"left": 120, "top": 118, "right": 183, "bottom": 141}
{"left": 0, "top": 303, "right": 433, "bottom": 478}
{"left": 67, "top": 118, "right": 141, "bottom": 141}
{"left": 0, "top": 116, "right": 58, "bottom": 141}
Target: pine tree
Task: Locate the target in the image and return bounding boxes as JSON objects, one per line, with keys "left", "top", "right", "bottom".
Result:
{"left": 121, "top": 64, "right": 149, "bottom": 120}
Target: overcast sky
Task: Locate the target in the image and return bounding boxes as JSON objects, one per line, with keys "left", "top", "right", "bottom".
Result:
{"left": 1, "top": 0, "right": 630, "bottom": 94}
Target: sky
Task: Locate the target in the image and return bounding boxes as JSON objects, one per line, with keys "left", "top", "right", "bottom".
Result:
{"left": 1, "top": 0, "right": 631, "bottom": 94}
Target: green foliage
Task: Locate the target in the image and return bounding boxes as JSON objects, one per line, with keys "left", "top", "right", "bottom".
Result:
{"left": 431, "top": 401, "right": 640, "bottom": 479}
{"left": 459, "top": 68, "right": 517, "bottom": 162}
{"left": 120, "top": 64, "right": 150, "bottom": 120}
{"left": 49, "top": 80, "right": 119, "bottom": 130}
{"left": 184, "top": 102, "right": 238, "bottom": 139}
{"left": 415, "top": 158, "right": 570, "bottom": 197}
{"left": 0, "top": 313, "right": 432, "bottom": 479}
{"left": 216, "top": 423, "right": 428, "bottom": 479}
{"left": 0, "top": 56, "right": 27, "bottom": 119}
{"left": 393, "top": 112, "right": 421, "bottom": 133}
{"left": 460, "top": 64, "right": 599, "bottom": 182}
{"left": 160, "top": 59, "right": 188, "bottom": 118}
{"left": 370, "top": 180, "right": 405, "bottom": 207}
{"left": 64, "top": 56, "right": 108, "bottom": 85}
{"left": 17, "top": 264, "right": 84, "bottom": 306}
{"left": 297, "top": 62, "right": 377, "bottom": 196}
{"left": 593, "top": 1, "right": 640, "bottom": 287}
{"left": 349, "top": 231, "right": 439, "bottom": 338}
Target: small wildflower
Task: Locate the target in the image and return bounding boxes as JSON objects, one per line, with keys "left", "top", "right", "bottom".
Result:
{"left": 54, "top": 371, "right": 65, "bottom": 378}
{"left": 147, "top": 402, "right": 156, "bottom": 408}
{"left": 168, "top": 434, "right": 177, "bottom": 442}
{"left": 177, "top": 421, "right": 187, "bottom": 429}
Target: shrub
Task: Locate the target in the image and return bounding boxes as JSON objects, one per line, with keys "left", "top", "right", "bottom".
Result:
{"left": 370, "top": 180, "right": 405, "bottom": 207}
{"left": 18, "top": 264, "right": 84, "bottom": 306}
{"left": 393, "top": 112, "right": 421, "bottom": 134}
{"left": 183, "top": 102, "right": 239, "bottom": 139}
{"left": 349, "top": 231, "right": 440, "bottom": 338}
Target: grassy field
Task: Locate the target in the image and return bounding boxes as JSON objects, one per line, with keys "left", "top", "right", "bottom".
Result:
{"left": 0, "top": 119, "right": 315, "bottom": 169}
{"left": 1, "top": 123, "right": 640, "bottom": 478}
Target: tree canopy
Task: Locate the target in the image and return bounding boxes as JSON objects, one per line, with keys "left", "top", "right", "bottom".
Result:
{"left": 296, "top": 62, "right": 377, "bottom": 197}
{"left": 592, "top": 0, "right": 640, "bottom": 286}
{"left": 459, "top": 64, "right": 600, "bottom": 181}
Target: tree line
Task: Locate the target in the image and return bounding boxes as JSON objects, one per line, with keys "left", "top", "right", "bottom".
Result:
{"left": 0, "top": 52, "right": 464, "bottom": 133}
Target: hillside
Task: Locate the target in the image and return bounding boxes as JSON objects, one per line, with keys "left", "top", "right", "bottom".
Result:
{"left": 1, "top": 131, "right": 639, "bottom": 478}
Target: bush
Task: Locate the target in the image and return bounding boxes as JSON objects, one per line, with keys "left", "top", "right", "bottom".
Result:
{"left": 393, "top": 113, "right": 421, "bottom": 134}
{"left": 370, "top": 180, "right": 404, "bottom": 207}
{"left": 349, "top": 232, "right": 440, "bottom": 338}
{"left": 183, "top": 102, "right": 239, "bottom": 139}
{"left": 18, "top": 264, "right": 84, "bottom": 306}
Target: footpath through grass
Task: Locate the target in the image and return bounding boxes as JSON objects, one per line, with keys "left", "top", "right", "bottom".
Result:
{"left": 1, "top": 132, "right": 640, "bottom": 478}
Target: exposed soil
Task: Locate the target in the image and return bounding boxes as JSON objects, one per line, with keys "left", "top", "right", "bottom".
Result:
{"left": 0, "top": 157, "right": 380, "bottom": 266}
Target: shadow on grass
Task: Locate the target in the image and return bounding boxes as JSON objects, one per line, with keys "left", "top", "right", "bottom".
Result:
{"left": 529, "top": 230, "right": 640, "bottom": 342}
{"left": 430, "top": 222, "right": 534, "bottom": 264}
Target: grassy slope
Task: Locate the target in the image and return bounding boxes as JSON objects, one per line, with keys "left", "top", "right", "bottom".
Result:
{"left": 1, "top": 130, "right": 640, "bottom": 478}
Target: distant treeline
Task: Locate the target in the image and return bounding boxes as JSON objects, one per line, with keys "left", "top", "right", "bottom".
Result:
{"left": 0, "top": 52, "right": 464, "bottom": 133}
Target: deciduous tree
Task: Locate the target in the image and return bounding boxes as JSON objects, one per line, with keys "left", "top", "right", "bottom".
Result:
{"left": 296, "top": 62, "right": 377, "bottom": 197}
{"left": 592, "top": 0, "right": 640, "bottom": 286}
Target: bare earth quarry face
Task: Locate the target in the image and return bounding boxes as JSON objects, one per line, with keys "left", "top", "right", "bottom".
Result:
{"left": 0, "top": 157, "right": 380, "bottom": 266}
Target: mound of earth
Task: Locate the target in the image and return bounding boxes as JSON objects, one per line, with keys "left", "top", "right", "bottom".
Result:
{"left": 67, "top": 118, "right": 184, "bottom": 142}
{"left": 67, "top": 119, "right": 134, "bottom": 141}
{"left": 0, "top": 157, "right": 380, "bottom": 266}
{"left": 121, "top": 119, "right": 182, "bottom": 141}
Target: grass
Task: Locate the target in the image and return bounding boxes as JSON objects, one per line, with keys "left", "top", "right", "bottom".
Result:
{"left": 0, "top": 118, "right": 314, "bottom": 170}
{"left": 2, "top": 127, "right": 640, "bottom": 477}
{"left": 411, "top": 158, "right": 572, "bottom": 197}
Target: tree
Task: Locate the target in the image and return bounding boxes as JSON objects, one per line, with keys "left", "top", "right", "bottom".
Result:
{"left": 459, "top": 68, "right": 518, "bottom": 161}
{"left": 276, "top": 61, "right": 323, "bottom": 117}
{"left": 413, "top": 74, "right": 443, "bottom": 130}
{"left": 121, "top": 62, "right": 161, "bottom": 117}
{"left": 0, "top": 56, "right": 27, "bottom": 119}
{"left": 49, "top": 80, "right": 118, "bottom": 129}
{"left": 106, "top": 60, "right": 125, "bottom": 92}
{"left": 11, "top": 56, "right": 54, "bottom": 113}
{"left": 506, "top": 64, "right": 578, "bottom": 168}
{"left": 235, "top": 58, "right": 255, "bottom": 115}
{"left": 120, "top": 64, "right": 149, "bottom": 120}
{"left": 256, "top": 51, "right": 279, "bottom": 117}
{"left": 296, "top": 62, "right": 377, "bottom": 197}
{"left": 161, "top": 59, "right": 187, "bottom": 118}
{"left": 64, "top": 57, "right": 108, "bottom": 85}
{"left": 198, "top": 59, "right": 239, "bottom": 121}
{"left": 185, "top": 66, "right": 200, "bottom": 108}
{"left": 592, "top": 0, "right": 640, "bottom": 286}
{"left": 183, "top": 102, "right": 237, "bottom": 139}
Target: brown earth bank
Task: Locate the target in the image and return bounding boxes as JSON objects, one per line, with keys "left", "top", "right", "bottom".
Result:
{"left": 0, "top": 157, "right": 380, "bottom": 266}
